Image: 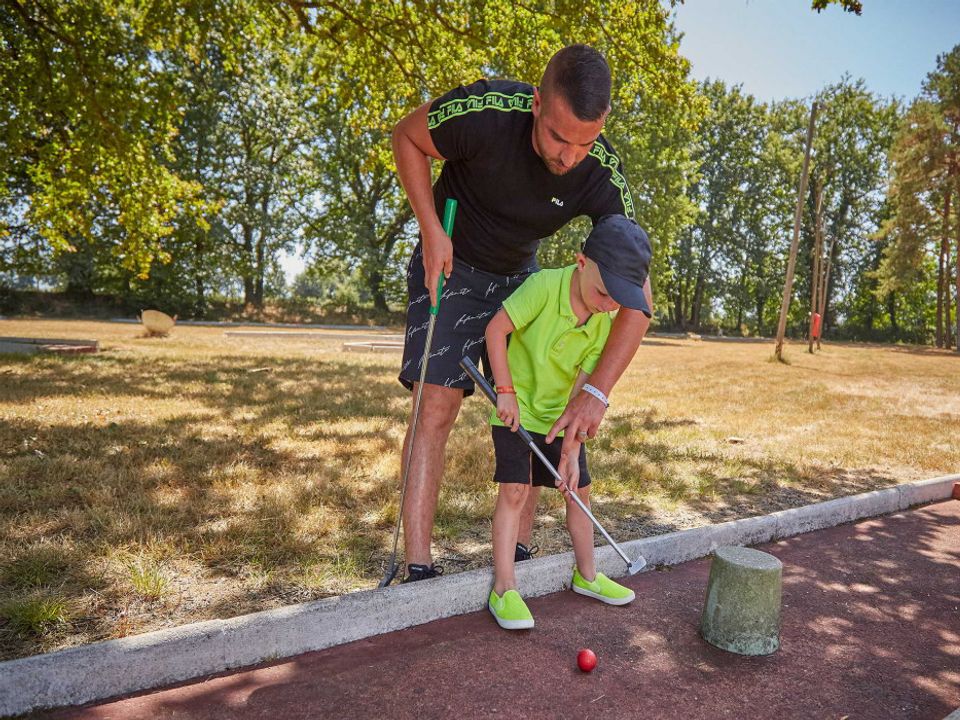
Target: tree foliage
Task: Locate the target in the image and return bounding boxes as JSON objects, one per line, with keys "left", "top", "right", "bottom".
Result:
{"left": 0, "top": 2, "right": 957, "bottom": 347}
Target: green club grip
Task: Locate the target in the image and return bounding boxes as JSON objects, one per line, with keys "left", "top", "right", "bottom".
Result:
{"left": 431, "top": 198, "right": 457, "bottom": 316}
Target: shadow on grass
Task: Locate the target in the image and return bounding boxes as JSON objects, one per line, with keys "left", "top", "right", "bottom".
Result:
{"left": 0, "top": 352, "right": 414, "bottom": 660}
{"left": 0, "top": 353, "right": 908, "bottom": 663}
{"left": 590, "top": 410, "right": 901, "bottom": 534}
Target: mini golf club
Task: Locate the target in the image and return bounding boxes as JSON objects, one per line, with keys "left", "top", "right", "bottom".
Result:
{"left": 379, "top": 198, "right": 458, "bottom": 588}
{"left": 459, "top": 357, "right": 647, "bottom": 575}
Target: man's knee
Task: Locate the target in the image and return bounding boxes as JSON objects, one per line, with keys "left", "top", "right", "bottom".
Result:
{"left": 414, "top": 384, "right": 462, "bottom": 431}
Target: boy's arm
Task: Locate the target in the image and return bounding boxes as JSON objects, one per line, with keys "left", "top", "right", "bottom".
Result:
{"left": 484, "top": 309, "right": 520, "bottom": 431}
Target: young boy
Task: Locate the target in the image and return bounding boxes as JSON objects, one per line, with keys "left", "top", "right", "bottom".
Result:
{"left": 483, "top": 214, "right": 652, "bottom": 630}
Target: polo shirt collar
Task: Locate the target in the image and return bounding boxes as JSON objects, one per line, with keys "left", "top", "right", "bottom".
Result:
{"left": 558, "top": 264, "right": 578, "bottom": 321}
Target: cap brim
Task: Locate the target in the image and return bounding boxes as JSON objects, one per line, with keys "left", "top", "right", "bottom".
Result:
{"left": 598, "top": 266, "right": 651, "bottom": 318}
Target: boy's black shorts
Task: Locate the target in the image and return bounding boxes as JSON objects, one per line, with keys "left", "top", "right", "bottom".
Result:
{"left": 491, "top": 425, "right": 591, "bottom": 489}
{"left": 399, "top": 244, "right": 534, "bottom": 396}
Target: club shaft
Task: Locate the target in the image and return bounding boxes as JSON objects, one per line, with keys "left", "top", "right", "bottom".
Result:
{"left": 387, "top": 315, "right": 437, "bottom": 560}
{"left": 382, "top": 198, "right": 457, "bottom": 586}
{"left": 523, "top": 440, "right": 633, "bottom": 567}
{"left": 460, "top": 357, "right": 636, "bottom": 569}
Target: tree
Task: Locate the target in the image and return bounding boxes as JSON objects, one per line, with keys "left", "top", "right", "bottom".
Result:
{"left": 667, "top": 81, "right": 797, "bottom": 334}
{"left": 800, "top": 78, "right": 899, "bottom": 341}
{"left": 923, "top": 45, "right": 960, "bottom": 351}
{"left": 877, "top": 45, "right": 960, "bottom": 349}
{"left": 3, "top": 1, "right": 701, "bottom": 315}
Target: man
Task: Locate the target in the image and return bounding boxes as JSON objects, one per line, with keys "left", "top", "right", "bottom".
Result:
{"left": 391, "top": 44, "right": 653, "bottom": 582}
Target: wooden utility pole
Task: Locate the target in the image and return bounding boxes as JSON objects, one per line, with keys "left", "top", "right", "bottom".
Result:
{"left": 816, "top": 232, "right": 836, "bottom": 351}
{"left": 807, "top": 182, "right": 825, "bottom": 354}
{"left": 775, "top": 101, "right": 818, "bottom": 362}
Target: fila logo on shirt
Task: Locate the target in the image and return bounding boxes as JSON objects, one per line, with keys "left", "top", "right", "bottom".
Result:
{"left": 551, "top": 197, "right": 564, "bottom": 207}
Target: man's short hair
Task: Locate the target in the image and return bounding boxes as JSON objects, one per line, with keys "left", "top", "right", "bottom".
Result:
{"left": 541, "top": 44, "right": 612, "bottom": 122}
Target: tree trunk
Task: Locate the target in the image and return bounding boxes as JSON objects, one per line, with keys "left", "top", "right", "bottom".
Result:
{"left": 254, "top": 193, "right": 270, "bottom": 309}
{"left": 736, "top": 265, "right": 747, "bottom": 333}
{"left": 194, "top": 233, "right": 207, "bottom": 318}
{"left": 195, "top": 274, "right": 206, "bottom": 318}
{"left": 936, "top": 246, "right": 944, "bottom": 347}
{"left": 368, "top": 267, "right": 388, "bottom": 312}
{"left": 936, "top": 190, "right": 951, "bottom": 347}
{"left": 775, "top": 101, "right": 818, "bottom": 361}
{"left": 956, "top": 197, "right": 960, "bottom": 351}
{"left": 254, "top": 230, "right": 265, "bottom": 309}
{"left": 242, "top": 222, "right": 255, "bottom": 306}
{"left": 691, "top": 265, "right": 706, "bottom": 328}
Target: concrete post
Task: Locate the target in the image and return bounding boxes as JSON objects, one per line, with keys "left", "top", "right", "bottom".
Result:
{"left": 700, "top": 546, "right": 782, "bottom": 656}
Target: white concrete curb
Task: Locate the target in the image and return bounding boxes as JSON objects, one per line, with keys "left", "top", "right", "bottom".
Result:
{"left": 2, "top": 473, "right": 958, "bottom": 717}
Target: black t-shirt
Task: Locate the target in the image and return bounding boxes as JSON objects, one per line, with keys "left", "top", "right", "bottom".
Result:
{"left": 428, "top": 79, "right": 635, "bottom": 275}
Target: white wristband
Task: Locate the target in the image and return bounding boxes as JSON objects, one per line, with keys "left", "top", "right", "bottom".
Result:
{"left": 581, "top": 383, "right": 609, "bottom": 408}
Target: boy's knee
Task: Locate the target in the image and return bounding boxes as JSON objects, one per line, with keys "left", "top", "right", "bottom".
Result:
{"left": 499, "top": 483, "right": 530, "bottom": 507}
{"left": 565, "top": 486, "right": 590, "bottom": 505}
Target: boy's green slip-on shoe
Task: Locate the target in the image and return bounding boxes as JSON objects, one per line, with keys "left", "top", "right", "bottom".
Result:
{"left": 488, "top": 589, "right": 535, "bottom": 630}
{"left": 571, "top": 568, "right": 636, "bottom": 605}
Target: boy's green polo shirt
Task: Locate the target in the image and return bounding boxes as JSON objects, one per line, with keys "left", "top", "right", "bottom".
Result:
{"left": 490, "top": 265, "right": 612, "bottom": 435}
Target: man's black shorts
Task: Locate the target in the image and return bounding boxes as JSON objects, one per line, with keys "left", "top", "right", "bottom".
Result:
{"left": 491, "top": 425, "right": 591, "bottom": 489}
{"left": 399, "top": 244, "right": 534, "bottom": 396}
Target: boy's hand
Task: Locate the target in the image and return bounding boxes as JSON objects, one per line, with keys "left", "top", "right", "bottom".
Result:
{"left": 496, "top": 393, "right": 520, "bottom": 432}
{"left": 556, "top": 445, "right": 581, "bottom": 493}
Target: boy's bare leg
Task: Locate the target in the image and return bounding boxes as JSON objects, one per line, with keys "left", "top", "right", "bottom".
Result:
{"left": 516, "top": 487, "right": 541, "bottom": 547}
{"left": 566, "top": 485, "right": 596, "bottom": 580}
{"left": 401, "top": 383, "right": 463, "bottom": 567}
{"left": 492, "top": 480, "right": 531, "bottom": 594}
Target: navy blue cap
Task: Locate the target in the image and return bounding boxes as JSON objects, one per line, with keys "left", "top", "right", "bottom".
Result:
{"left": 582, "top": 215, "right": 652, "bottom": 317}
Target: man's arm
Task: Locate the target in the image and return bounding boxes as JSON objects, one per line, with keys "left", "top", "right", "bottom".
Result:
{"left": 392, "top": 101, "right": 451, "bottom": 304}
{"left": 546, "top": 277, "right": 654, "bottom": 453}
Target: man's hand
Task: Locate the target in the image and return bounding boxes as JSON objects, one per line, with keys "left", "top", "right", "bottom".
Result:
{"left": 546, "top": 390, "right": 607, "bottom": 459}
{"left": 556, "top": 445, "right": 581, "bottom": 494}
{"left": 496, "top": 393, "right": 520, "bottom": 432}
{"left": 422, "top": 223, "right": 453, "bottom": 305}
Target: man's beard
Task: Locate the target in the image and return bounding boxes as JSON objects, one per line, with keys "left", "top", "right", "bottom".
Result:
{"left": 544, "top": 158, "right": 574, "bottom": 176}
{"left": 533, "top": 119, "right": 577, "bottom": 176}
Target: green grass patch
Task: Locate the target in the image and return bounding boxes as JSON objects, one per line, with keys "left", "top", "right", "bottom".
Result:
{"left": 3, "top": 593, "right": 70, "bottom": 636}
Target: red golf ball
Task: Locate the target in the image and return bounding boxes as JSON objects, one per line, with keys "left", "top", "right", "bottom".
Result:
{"left": 577, "top": 648, "right": 597, "bottom": 673}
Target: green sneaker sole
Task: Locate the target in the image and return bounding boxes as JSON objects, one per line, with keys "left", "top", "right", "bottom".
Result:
{"left": 572, "top": 583, "right": 636, "bottom": 606}
{"left": 488, "top": 601, "right": 535, "bottom": 630}
{"left": 487, "top": 591, "right": 533, "bottom": 630}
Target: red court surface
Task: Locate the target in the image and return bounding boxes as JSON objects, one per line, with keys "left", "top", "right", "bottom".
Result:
{"left": 49, "top": 500, "right": 960, "bottom": 720}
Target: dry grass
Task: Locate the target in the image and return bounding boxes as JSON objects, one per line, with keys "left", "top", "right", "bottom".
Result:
{"left": 1, "top": 319, "right": 958, "bottom": 660}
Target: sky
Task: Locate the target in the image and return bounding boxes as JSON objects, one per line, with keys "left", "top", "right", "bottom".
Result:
{"left": 281, "top": 1, "right": 960, "bottom": 282}
{"left": 670, "top": 0, "right": 960, "bottom": 102}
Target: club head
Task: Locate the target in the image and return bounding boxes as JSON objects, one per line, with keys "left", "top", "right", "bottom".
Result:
{"left": 627, "top": 555, "right": 648, "bottom": 575}
{"left": 378, "top": 564, "right": 399, "bottom": 588}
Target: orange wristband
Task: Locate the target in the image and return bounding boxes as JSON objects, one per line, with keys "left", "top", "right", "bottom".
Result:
{"left": 495, "top": 386, "right": 515, "bottom": 394}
